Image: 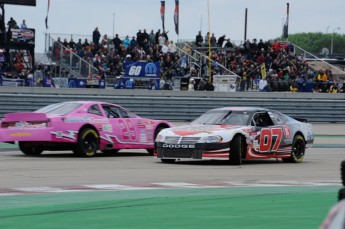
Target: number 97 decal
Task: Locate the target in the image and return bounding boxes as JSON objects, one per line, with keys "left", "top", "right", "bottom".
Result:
{"left": 259, "top": 128, "right": 283, "bottom": 152}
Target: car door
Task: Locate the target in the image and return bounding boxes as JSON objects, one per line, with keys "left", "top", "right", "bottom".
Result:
{"left": 101, "top": 104, "right": 139, "bottom": 146}
{"left": 251, "top": 112, "right": 283, "bottom": 154}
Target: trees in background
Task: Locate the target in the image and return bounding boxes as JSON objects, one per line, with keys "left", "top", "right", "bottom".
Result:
{"left": 280, "top": 32, "right": 345, "bottom": 55}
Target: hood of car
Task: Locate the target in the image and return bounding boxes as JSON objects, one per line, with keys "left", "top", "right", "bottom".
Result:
{"left": 161, "top": 124, "right": 247, "bottom": 137}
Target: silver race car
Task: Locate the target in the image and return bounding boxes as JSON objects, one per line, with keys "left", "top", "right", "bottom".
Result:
{"left": 155, "top": 107, "right": 314, "bottom": 165}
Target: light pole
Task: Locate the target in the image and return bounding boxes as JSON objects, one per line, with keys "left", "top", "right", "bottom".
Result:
{"left": 112, "top": 13, "right": 115, "bottom": 38}
{"left": 331, "top": 27, "right": 340, "bottom": 54}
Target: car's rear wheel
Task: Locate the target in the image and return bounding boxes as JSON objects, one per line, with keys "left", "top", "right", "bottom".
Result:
{"left": 74, "top": 128, "right": 99, "bottom": 157}
{"left": 147, "top": 126, "right": 166, "bottom": 156}
{"left": 229, "top": 135, "right": 245, "bottom": 165}
{"left": 282, "top": 134, "right": 305, "bottom": 163}
{"left": 19, "top": 142, "right": 43, "bottom": 156}
{"left": 161, "top": 159, "right": 176, "bottom": 163}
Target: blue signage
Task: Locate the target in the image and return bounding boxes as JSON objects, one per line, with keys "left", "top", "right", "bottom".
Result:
{"left": 43, "top": 77, "right": 55, "bottom": 87}
{"left": 68, "top": 78, "right": 105, "bottom": 89}
{"left": 114, "top": 78, "right": 135, "bottom": 89}
{"left": 124, "top": 61, "right": 160, "bottom": 78}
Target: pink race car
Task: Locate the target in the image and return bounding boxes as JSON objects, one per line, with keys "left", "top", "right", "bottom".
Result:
{"left": 0, "top": 101, "right": 172, "bottom": 157}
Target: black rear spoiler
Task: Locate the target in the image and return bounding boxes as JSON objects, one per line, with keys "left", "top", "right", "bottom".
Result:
{"left": 293, "top": 117, "right": 308, "bottom": 123}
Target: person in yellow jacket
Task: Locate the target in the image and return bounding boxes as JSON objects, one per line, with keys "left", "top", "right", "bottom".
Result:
{"left": 290, "top": 82, "right": 298, "bottom": 93}
{"left": 329, "top": 83, "right": 338, "bottom": 93}
{"left": 317, "top": 69, "right": 328, "bottom": 82}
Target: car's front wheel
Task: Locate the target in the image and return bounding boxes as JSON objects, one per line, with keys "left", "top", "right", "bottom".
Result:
{"left": 19, "top": 142, "right": 43, "bottom": 156}
{"left": 229, "top": 135, "right": 245, "bottom": 165}
{"left": 282, "top": 134, "right": 305, "bottom": 163}
{"left": 161, "top": 159, "right": 176, "bottom": 163}
{"left": 74, "top": 128, "right": 100, "bottom": 157}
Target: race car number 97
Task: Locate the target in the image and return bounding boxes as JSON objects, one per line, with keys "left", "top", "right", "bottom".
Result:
{"left": 259, "top": 128, "right": 283, "bottom": 152}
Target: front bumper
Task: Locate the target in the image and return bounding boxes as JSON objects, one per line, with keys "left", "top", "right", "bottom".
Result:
{"left": 156, "top": 142, "right": 229, "bottom": 159}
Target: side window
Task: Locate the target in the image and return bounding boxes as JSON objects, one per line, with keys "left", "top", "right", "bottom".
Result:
{"left": 88, "top": 105, "right": 103, "bottom": 116}
{"left": 116, "top": 107, "right": 130, "bottom": 118}
{"left": 102, "top": 106, "right": 120, "bottom": 118}
{"left": 252, "top": 113, "right": 274, "bottom": 127}
{"left": 268, "top": 111, "right": 286, "bottom": 125}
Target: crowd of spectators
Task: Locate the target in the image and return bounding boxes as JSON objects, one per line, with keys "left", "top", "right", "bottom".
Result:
{"left": 52, "top": 27, "right": 188, "bottom": 83}
{"left": 192, "top": 31, "right": 345, "bottom": 93}
{"left": 49, "top": 27, "right": 344, "bottom": 93}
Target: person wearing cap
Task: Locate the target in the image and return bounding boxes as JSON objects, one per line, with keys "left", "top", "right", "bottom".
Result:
{"left": 188, "top": 78, "right": 195, "bottom": 91}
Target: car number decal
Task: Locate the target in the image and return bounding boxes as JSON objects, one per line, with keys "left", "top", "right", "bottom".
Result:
{"left": 119, "top": 119, "right": 136, "bottom": 141}
{"left": 259, "top": 128, "right": 283, "bottom": 153}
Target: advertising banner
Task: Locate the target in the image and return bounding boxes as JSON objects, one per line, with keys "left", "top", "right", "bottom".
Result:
{"left": 68, "top": 78, "right": 105, "bottom": 89}
{"left": 124, "top": 61, "right": 160, "bottom": 78}
{"left": 10, "top": 28, "right": 35, "bottom": 45}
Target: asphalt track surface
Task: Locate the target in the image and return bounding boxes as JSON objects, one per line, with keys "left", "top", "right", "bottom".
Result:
{"left": 0, "top": 123, "right": 344, "bottom": 229}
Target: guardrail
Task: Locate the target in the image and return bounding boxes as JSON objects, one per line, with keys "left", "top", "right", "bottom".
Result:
{"left": 0, "top": 87, "right": 344, "bottom": 123}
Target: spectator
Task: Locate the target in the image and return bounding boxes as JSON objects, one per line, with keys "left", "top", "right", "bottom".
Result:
{"left": 168, "top": 40, "right": 177, "bottom": 53}
{"left": 7, "top": 17, "right": 16, "bottom": 29}
{"left": 155, "top": 29, "right": 161, "bottom": 45}
{"left": 204, "top": 32, "right": 210, "bottom": 46}
{"left": 149, "top": 30, "right": 155, "bottom": 47}
{"left": 101, "top": 34, "right": 109, "bottom": 47}
{"left": 210, "top": 33, "right": 217, "bottom": 47}
{"left": 224, "top": 38, "right": 233, "bottom": 48}
{"left": 195, "top": 31, "right": 203, "bottom": 47}
{"left": 130, "top": 36, "right": 137, "bottom": 48}
{"left": 123, "top": 35, "right": 130, "bottom": 49}
{"left": 113, "top": 34, "right": 122, "bottom": 52}
{"left": 217, "top": 35, "right": 226, "bottom": 47}
{"left": 20, "top": 19, "right": 27, "bottom": 29}
{"left": 92, "top": 27, "right": 101, "bottom": 46}
{"left": 329, "top": 83, "right": 338, "bottom": 93}
{"left": 258, "top": 78, "right": 268, "bottom": 91}
{"left": 69, "top": 38, "right": 76, "bottom": 49}
{"left": 188, "top": 78, "right": 195, "bottom": 91}
{"left": 158, "top": 32, "right": 166, "bottom": 48}
{"left": 290, "top": 82, "right": 298, "bottom": 92}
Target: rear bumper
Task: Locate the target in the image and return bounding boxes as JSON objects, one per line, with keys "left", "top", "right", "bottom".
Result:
{"left": 0, "top": 128, "right": 53, "bottom": 142}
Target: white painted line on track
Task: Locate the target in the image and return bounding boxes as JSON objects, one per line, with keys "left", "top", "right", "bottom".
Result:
{"left": 0, "top": 180, "right": 341, "bottom": 196}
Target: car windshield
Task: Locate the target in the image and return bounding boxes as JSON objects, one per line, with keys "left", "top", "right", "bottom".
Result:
{"left": 35, "top": 103, "right": 82, "bottom": 115}
{"left": 192, "top": 110, "right": 250, "bottom": 126}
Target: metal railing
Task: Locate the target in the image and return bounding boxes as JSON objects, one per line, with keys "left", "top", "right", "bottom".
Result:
{"left": 293, "top": 43, "right": 345, "bottom": 81}
{"left": 178, "top": 42, "right": 238, "bottom": 78}
{"left": 45, "top": 34, "right": 99, "bottom": 78}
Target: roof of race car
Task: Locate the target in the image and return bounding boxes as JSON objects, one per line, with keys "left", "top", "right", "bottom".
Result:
{"left": 210, "top": 107, "right": 268, "bottom": 112}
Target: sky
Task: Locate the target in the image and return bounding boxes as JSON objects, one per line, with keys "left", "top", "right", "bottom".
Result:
{"left": 4, "top": 0, "right": 345, "bottom": 53}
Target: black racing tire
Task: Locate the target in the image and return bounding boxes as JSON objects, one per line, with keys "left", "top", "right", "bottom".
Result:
{"left": 147, "top": 126, "right": 166, "bottom": 156}
{"left": 18, "top": 142, "right": 43, "bottom": 156}
{"left": 341, "top": 161, "right": 345, "bottom": 186}
{"left": 229, "top": 135, "right": 244, "bottom": 165}
{"left": 73, "top": 128, "right": 100, "bottom": 157}
{"left": 146, "top": 149, "right": 155, "bottom": 156}
{"left": 161, "top": 159, "right": 176, "bottom": 163}
{"left": 282, "top": 134, "right": 305, "bottom": 163}
{"left": 101, "top": 149, "right": 119, "bottom": 156}
{"left": 338, "top": 188, "right": 345, "bottom": 201}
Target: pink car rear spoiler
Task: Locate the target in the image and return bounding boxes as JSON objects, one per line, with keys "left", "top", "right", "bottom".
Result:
{"left": 4, "top": 113, "right": 48, "bottom": 122}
